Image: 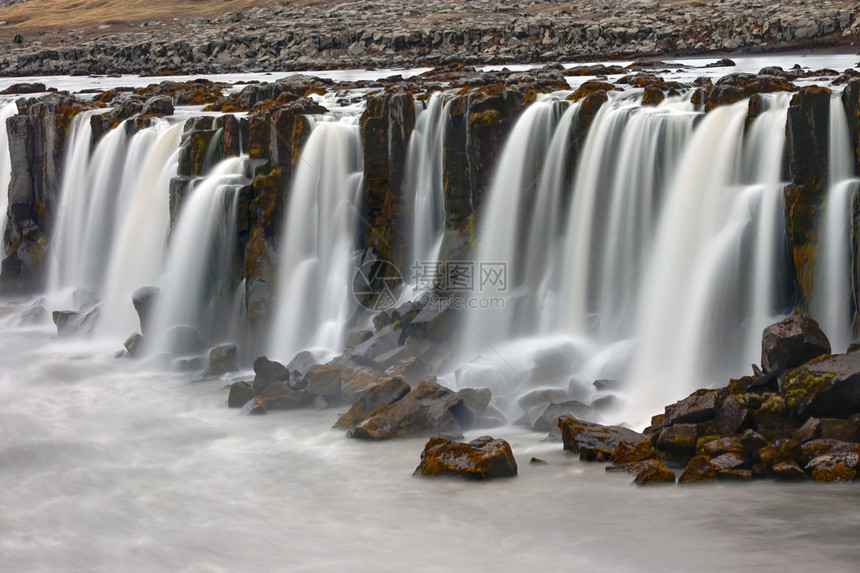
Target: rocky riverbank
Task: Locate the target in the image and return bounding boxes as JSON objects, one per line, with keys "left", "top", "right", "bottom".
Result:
{"left": 1, "top": 0, "right": 860, "bottom": 76}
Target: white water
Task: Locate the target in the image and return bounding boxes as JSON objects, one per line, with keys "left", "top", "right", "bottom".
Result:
{"left": 147, "top": 157, "right": 248, "bottom": 359}
{"left": 267, "top": 120, "right": 364, "bottom": 362}
{"left": 812, "top": 97, "right": 857, "bottom": 353}
{"left": 0, "top": 101, "right": 18, "bottom": 262}
{"left": 96, "top": 122, "right": 184, "bottom": 338}
{"left": 405, "top": 92, "right": 449, "bottom": 285}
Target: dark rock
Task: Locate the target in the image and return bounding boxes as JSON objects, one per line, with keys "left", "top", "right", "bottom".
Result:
{"left": 753, "top": 394, "right": 796, "bottom": 440}
{"left": 710, "top": 452, "right": 746, "bottom": 471}
{"left": 678, "top": 456, "right": 719, "bottom": 484}
{"left": 252, "top": 356, "right": 290, "bottom": 393}
{"left": 632, "top": 459, "right": 676, "bottom": 486}
{"left": 656, "top": 423, "right": 699, "bottom": 457}
{"left": 241, "top": 396, "right": 266, "bottom": 415}
{"left": 351, "top": 380, "right": 467, "bottom": 440}
{"left": 805, "top": 445, "right": 860, "bottom": 481}
{"left": 779, "top": 351, "right": 860, "bottom": 419}
{"left": 141, "top": 95, "right": 174, "bottom": 116}
{"left": 609, "top": 440, "right": 657, "bottom": 465}
{"left": 714, "top": 395, "right": 753, "bottom": 434}
{"left": 800, "top": 439, "right": 856, "bottom": 465}
{"left": 208, "top": 344, "right": 238, "bottom": 375}
{"left": 0, "top": 82, "right": 46, "bottom": 95}
{"left": 456, "top": 387, "right": 492, "bottom": 424}
{"left": 333, "top": 376, "right": 410, "bottom": 430}
{"left": 760, "top": 439, "right": 803, "bottom": 471}
{"left": 698, "top": 436, "right": 744, "bottom": 458}
{"left": 558, "top": 415, "right": 644, "bottom": 457}
{"left": 228, "top": 381, "right": 255, "bottom": 408}
{"left": 285, "top": 350, "right": 321, "bottom": 383}
{"left": 761, "top": 314, "right": 830, "bottom": 373}
{"left": 718, "top": 469, "right": 753, "bottom": 481}
{"left": 664, "top": 389, "right": 720, "bottom": 426}
{"left": 414, "top": 436, "right": 517, "bottom": 480}
{"left": 304, "top": 364, "right": 343, "bottom": 400}
{"left": 773, "top": 461, "right": 808, "bottom": 480}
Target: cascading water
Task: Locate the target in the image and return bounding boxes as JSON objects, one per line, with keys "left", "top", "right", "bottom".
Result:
{"left": 405, "top": 92, "right": 449, "bottom": 286}
{"left": 147, "top": 157, "right": 249, "bottom": 360}
{"left": 96, "top": 122, "right": 184, "bottom": 338}
{"left": 811, "top": 96, "right": 857, "bottom": 352}
{"left": 267, "top": 119, "right": 364, "bottom": 362}
{"left": 0, "top": 101, "right": 19, "bottom": 262}
{"left": 622, "top": 96, "right": 792, "bottom": 424}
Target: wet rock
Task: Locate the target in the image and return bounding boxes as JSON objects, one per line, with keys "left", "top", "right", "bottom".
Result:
{"left": 609, "top": 440, "right": 658, "bottom": 466}
{"left": 124, "top": 333, "right": 145, "bottom": 358}
{"left": 805, "top": 446, "right": 860, "bottom": 482}
{"left": 707, "top": 72, "right": 795, "bottom": 110}
{"left": 164, "top": 325, "right": 206, "bottom": 356}
{"left": 285, "top": 350, "right": 322, "bottom": 384}
{"left": 334, "top": 376, "right": 411, "bottom": 430}
{"left": 141, "top": 95, "right": 174, "bottom": 116}
{"left": 517, "top": 388, "right": 569, "bottom": 413}
{"left": 761, "top": 314, "right": 830, "bottom": 373}
{"left": 208, "top": 344, "right": 238, "bottom": 375}
{"left": 714, "top": 395, "right": 754, "bottom": 435}
{"left": 0, "top": 82, "right": 47, "bottom": 95}
{"left": 760, "top": 439, "right": 803, "bottom": 471}
{"left": 633, "top": 459, "right": 676, "bottom": 486}
{"left": 351, "top": 380, "right": 467, "bottom": 440}
{"left": 656, "top": 423, "right": 699, "bottom": 457}
{"left": 304, "top": 364, "right": 343, "bottom": 401}
{"left": 252, "top": 356, "right": 290, "bottom": 393}
{"left": 456, "top": 387, "right": 493, "bottom": 425}
{"left": 678, "top": 456, "right": 719, "bottom": 484}
{"left": 414, "top": 436, "right": 517, "bottom": 480}
{"left": 558, "top": 415, "right": 644, "bottom": 457}
{"left": 753, "top": 394, "right": 796, "bottom": 440}
{"left": 228, "top": 380, "right": 255, "bottom": 408}
{"left": 664, "top": 389, "right": 721, "bottom": 425}
{"left": 800, "top": 439, "right": 856, "bottom": 465}
{"left": 698, "top": 436, "right": 745, "bottom": 458}
{"left": 241, "top": 396, "right": 266, "bottom": 415}
{"left": 779, "top": 352, "right": 860, "bottom": 419}
{"left": 773, "top": 461, "right": 808, "bottom": 481}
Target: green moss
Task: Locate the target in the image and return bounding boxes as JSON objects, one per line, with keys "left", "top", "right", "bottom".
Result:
{"left": 781, "top": 369, "right": 836, "bottom": 412}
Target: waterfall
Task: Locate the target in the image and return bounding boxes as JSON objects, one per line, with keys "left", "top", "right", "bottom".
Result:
{"left": 96, "top": 122, "right": 184, "bottom": 337}
{"left": 267, "top": 120, "right": 364, "bottom": 362}
{"left": 811, "top": 96, "right": 858, "bottom": 352}
{"left": 461, "top": 99, "right": 564, "bottom": 352}
{"left": 556, "top": 95, "right": 696, "bottom": 340}
{"left": 0, "top": 101, "right": 18, "bottom": 265}
{"left": 621, "top": 96, "right": 791, "bottom": 424}
{"left": 405, "top": 92, "right": 449, "bottom": 286}
{"left": 148, "top": 157, "right": 249, "bottom": 360}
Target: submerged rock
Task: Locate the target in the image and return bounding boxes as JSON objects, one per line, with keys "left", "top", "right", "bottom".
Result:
{"left": 414, "top": 436, "right": 517, "bottom": 480}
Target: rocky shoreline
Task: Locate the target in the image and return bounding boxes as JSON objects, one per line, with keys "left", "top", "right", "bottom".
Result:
{"left": 1, "top": 0, "right": 860, "bottom": 77}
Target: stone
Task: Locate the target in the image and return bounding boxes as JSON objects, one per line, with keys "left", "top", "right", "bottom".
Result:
{"left": 209, "top": 344, "right": 238, "bottom": 375}
{"left": 609, "top": 440, "right": 658, "bottom": 465}
{"left": 517, "top": 388, "right": 569, "bottom": 412}
{"left": 679, "top": 456, "right": 719, "bottom": 484}
{"left": 805, "top": 446, "right": 860, "bottom": 482}
{"left": 557, "top": 415, "right": 644, "bottom": 455}
{"left": 778, "top": 351, "right": 860, "bottom": 419}
{"left": 305, "top": 364, "right": 343, "bottom": 400}
{"left": 632, "top": 459, "right": 676, "bottom": 486}
{"left": 164, "top": 325, "right": 206, "bottom": 356}
{"left": 414, "top": 436, "right": 517, "bottom": 479}
{"left": 141, "top": 95, "right": 174, "bottom": 116}
{"left": 753, "top": 394, "right": 796, "bottom": 440}
{"left": 714, "top": 395, "right": 753, "bottom": 435}
{"left": 228, "top": 381, "right": 255, "bottom": 408}
{"left": 351, "top": 380, "right": 467, "bottom": 440}
{"left": 759, "top": 439, "right": 803, "bottom": 471}
{"left": 285, "top": 350, "right": 321, "bottom": 384}
{"left": 241, "top": 396, "right": 266, "bottom": 415}
{"left": 772, "top": 461, "right": 808, "bottom": 480}
{"left": 252, "top": 356, "right": 290, "bottom": 393}
{"left": 761, "top": 314, "right": 830, "bottom": 373}
{"left": 123, "top": 333, "right": 145, "bottom": 358}
{"left": 710, "top": 452, "right": 746, "bottom": 472}
{"left": 664, "top": 389, "right": 720, "bottom": 425}
{"left": 333, "top": 376, "right": 410, "bottom": 430}
{"left": 656, "top": 423, "right": 699, "bottom": 457}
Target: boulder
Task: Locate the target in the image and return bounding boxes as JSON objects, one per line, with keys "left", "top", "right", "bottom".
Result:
{"left": 414, "top": 436, "right": 517, "bottom": 480}
{"left": 678, "top": 456, "right": 719, "bottom": 484}
{"left": 141, "top": 95, "right": 174, "bottom": 116}
{"left": 333, "top": 376, "right": 410, "bottom": 430}
{"left": 164, "top": 325, "right": 206, "bottom": 355}
{"left": 252, "top": 356, "right": 290, "bottom": 393}
{"left": 609, "top": 440, "right": 658, "bottom": 466}
{"left": 228, "top": 381, "right": 255, "bottom": 408}
{"left": 779, "top": 352, "right": 860, "bottom": 419}
{"left": 529, "top": 400, "right": 595, "bottom": 433}
{"left": 557, "top": 416, "right": 644, "bottom": 457}
{"left": 241, "top": 396, "right": 266, "bottom": 415}
{"left": 304, "top": 364, "right": 343, "bottom": 401}
{"left": 285, "top": 350, "right": 322, "bottom": 384}
{"left": 351, "top": 380, "right": 467, "bottom": 440}
{"left": 772, "top": 461, "right": 808, "bottom": 480}
{"left": 656, "top": 423, "right": 699, "bottom": 457}
{"left": 664, "top": 389, "right": 721, "bottom": 425}
{"left": 209, "top": 344, "right": 238, "bottom": 375}
{"left": 123, "top": 333, "right": 145, "bottom": 358}
{"left": 759, "top": 439, "right": 803, "bottom": 471}
{"left": 761, "top": 315, "right": 830, "bottom": 373}
{"left": 805, "top": 446, "right": 860, "bottom": 482}
{"left": 632, "top": 460, "right": 676, "bottom": 486}
{"left": 714, "top": 395, "right": 753, "bottom": 435}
